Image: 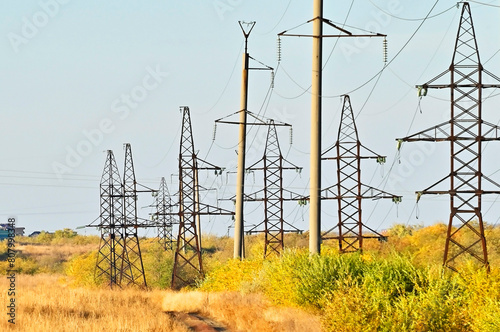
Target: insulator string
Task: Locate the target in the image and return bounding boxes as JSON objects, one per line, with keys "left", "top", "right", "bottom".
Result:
{"left": 277, "top": 36, "right": 282, "bottom": 62}
{"left": 383, "top": 37, "right": 388, "bottom": 63}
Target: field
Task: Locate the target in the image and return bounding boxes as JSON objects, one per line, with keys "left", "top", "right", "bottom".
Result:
{"left": 0, "top": 224, "right": 499, "bottom": 331}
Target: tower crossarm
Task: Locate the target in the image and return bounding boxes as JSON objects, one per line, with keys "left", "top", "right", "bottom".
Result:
{"left": 322, "top": 142, "right": 385, "bottom": 161}
{"left": 398, "top": 119, "right": 500, "bottom": 143}
{"left": 215, "top": 110, "right": 292, "bottom": 127}
{"left": 194, "top": 203, "right": 234, "bottom": 216}
{"left": 247, "top": 161, "right": 302, "bottom": 172}
{"left": 417, "top": 68, "right": 500, "bottom": 91}
{"left": 414, "top": 173, "right": 500, "bottom": 201}
{"left": 319, "top": 183, "right": 402, "bottom": 202}
{"left": 221, "top": 188, "right": 307, "bottom": 203}
{"left": 246, "top": 219, "right": 302, "bottom": 235}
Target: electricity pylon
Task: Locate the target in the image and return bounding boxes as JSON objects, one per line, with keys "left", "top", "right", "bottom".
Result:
{"left": 245, "top": 120, "right": 304, "bottom": 258}
{"left": 95, "top": 150, "right": 127, "bottom": 288}
{"left": 322, "top": 95, "right": 401, "bottom": 253}
{"left": 121, "top": 143, "right": 147, "bottom": 287}
{"left": 153, "top": 177, "right": 176, "bottom": 251}
{"left": 397, "top": 2, "right": 500, "bottom": 271}
{"left": 172, "top": 106, "right": 234, "bottom": 289}
{"left": 94, "top": 146, "right": 150, "bottom": 288}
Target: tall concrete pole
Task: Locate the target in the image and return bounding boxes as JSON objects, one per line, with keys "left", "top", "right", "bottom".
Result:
{"left": 234, "top": 22, "right": 254, "bottom": 259}
{"left": 309, "top": 0, "right": 323, "bottom": 254}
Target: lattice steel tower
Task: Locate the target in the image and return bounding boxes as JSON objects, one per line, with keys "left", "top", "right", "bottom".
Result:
{"left": 95, "top": 150, "right": 126, "bottom": 288}
{"left": 154, "top": 177, "right": 176, "bottom": 251}
{"left": 94, "top": 146, "right": 148, "bottom": 288}
{"left": 172, "top": 106, "right": 233, "bottom": 289}
{"left": 121, "top": 143, "right": 147, "bottom": 286}
{"left": 322, "top": 95, "right": 401, "bottom": 253}
{"left": 246, "top": 120, "right": 303, "bottom": 258}
{"left": 397, "top": 2, "right": 500, "bottom": 271}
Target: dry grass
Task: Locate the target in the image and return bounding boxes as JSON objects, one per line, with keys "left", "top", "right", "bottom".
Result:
{"left": 17, "top": 243, "right": 96, "bottom": 262}
{"left": 162, "top": 290, "right": 322, "bottom": 332}
{"left": 0, "top": 274, "right": 189, "bottom": 332}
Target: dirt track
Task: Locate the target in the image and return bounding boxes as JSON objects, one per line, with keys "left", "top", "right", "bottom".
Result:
{"left": 167, "top": 311, "right": 229, "bottom": 332}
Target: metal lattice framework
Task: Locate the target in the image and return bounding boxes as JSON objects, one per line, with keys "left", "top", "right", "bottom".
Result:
{"left": 245, "top": 120, "right": 303, "bottom": 258}
{"left": 397, "top": 2, "right": 500, "bottom": 271}
{"left": 94, "top": 146, "right": 148, "bottom": 288}
{"left": 121, "top": 143, "right": 147, "bottom": 286}
{"left": 322, "top": 95, "right": 401, "bottom": 253}
{"left": 95, "top": 150, "right": 127, "bottom": 288}
{"left": 154, "top": 177, "right": 176, "bottom": 251}
{"left": 172, "top": 106, "right": 233, "bottom": 289}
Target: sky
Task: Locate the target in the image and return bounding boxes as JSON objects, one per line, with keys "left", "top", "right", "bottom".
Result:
{"left": 0, "top": 0, "right": 499, "bottom": 238}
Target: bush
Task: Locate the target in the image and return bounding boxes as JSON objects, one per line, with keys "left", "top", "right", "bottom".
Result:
{"left": 64, "top": 250, "right": 100, "bottom": 287}
{"left": 142, "top": 241, "right": 175, "bottom": 289}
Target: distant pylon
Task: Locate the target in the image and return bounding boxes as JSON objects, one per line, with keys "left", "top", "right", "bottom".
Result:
{"left": 397, "top": 2, "right": 500, "bottom": 271}
{"left": 121, "top": 143, "right": 147, "bottom": 287}
{"left": 95, "top": 150, "right": 127, "bottom": 288}
{"left": 322, "top": 95, "right": 401, "bottom": 253}
{"left": 154, "top": 177, "right": 176, "bottom": 251}
{"left": 172, "top": 106, "right": 233, "bottom": 289}
{"left": 246, "top": 120, "right": 304, "bottom": 258}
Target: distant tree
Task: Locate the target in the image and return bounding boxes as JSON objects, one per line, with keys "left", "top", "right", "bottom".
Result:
{"left": 36, "top": 231, "right": 54, "bottom": 243}
{"left": 388, "top": 224, "right": 420, "bottom": 238}
{"left": 54, "top": 228, "right": 77, "bottom": 239}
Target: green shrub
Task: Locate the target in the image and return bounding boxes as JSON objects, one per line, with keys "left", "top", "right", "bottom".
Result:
{"left": 64, "top": 250, "right": 101, "bottom": 287}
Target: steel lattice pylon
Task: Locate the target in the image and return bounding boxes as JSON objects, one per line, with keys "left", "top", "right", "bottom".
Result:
{"left": 155, "top": 177, "right": 176, "bottom": 251}
{"left": 121, "top": 143, "right": 147, "bottom": 287}
{"left": 246, "top": 120, "right": 303, "bottom": 258}
{"left": 95, "top": 150, "right": 127, "bottom": 288}
{"left": 172, "top": 106, "right": 233, "bottom": 289}
{"left": 322, "top": 95, "right": 401, "bottom": 253}
{"left": 94, "top": 147, "right": 148, "bottom": 288}
{"left": 398, "top": 2, "right": 500, "bottom": 271}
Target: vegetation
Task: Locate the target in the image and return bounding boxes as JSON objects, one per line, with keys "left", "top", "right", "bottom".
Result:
{"left": 1, "top": 222, "right": 500, "bottom": 331}
{"left": 0, "top": 274, "right": 189, "bottom": 332}
{"left": 200, "top": 249, "right": 500, "bottom": 331}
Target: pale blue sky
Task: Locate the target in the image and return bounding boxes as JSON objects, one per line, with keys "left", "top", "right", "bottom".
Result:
{"left": 0, "top": 1, "right": 499, "bottom": 237}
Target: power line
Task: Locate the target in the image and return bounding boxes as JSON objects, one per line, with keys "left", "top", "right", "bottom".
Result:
{"left": 468, "top": 0, "right": 500, "bottom": 8}
{"left": 368, "top": 1, "right": 457, "bottom": 21}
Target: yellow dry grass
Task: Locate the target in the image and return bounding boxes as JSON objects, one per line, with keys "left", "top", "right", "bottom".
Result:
{"left": 17, "top": 243, "right": 95, "bottom": 260}
{"left": 0, "top": 274, "right": 189, "bottom": 332}
{"left": 162, "top": 290, "right": 322, "bottom": 332}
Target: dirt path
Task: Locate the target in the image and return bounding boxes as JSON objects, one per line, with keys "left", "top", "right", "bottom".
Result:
{"left": 167, "top": 312, "right": 230, "bottom": 332}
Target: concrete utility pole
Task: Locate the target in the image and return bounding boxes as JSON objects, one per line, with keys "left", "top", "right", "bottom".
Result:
{"left": 234, "top": 21, "right": 255, "bottom": 259}
{"left": 279, "top": 2, "right": 386, "bottom": 255}
{"left": 309, "top": 0, "right": 323, "bottom": 255}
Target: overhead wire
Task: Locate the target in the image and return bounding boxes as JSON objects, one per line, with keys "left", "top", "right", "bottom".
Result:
{"left": 200, "top": 42, "right": 245, "bottom": 115}
{"left": 468, "top": 0, "right": 500, "bottom": 7}
{"left": 273, "top": 0, "right": 355, "bottom": 100}
{"left": 274, "top": 0, "right": 453, "bottom": 101}
{"left": 258, "top": 0, "right": 293, "bottom": 35}
{"left": 357, "top": 2, "right": 461, "bottom": 231}
{"left": 367, "top": 1, "right": 458, "bottom": 21}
